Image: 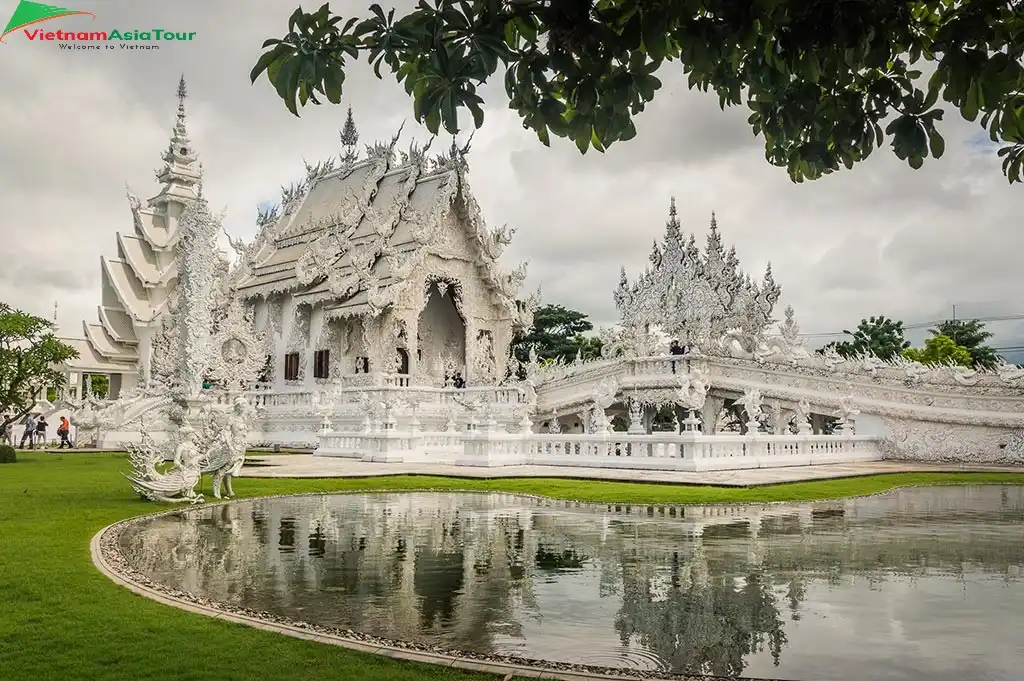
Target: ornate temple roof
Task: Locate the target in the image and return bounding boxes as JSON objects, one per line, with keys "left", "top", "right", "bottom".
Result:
{"left": 66, "top": 76, "right": 198, "bottom": 374}
{"left": 614, "top": 198, "right": 782, "bottom": 347}
{"left": 235, "top": 131, "right": 529, "bottom": 321}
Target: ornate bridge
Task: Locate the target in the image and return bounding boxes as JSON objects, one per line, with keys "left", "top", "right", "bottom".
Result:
{"left": 529, "top": 352, "right": 1024, "bottom": 464}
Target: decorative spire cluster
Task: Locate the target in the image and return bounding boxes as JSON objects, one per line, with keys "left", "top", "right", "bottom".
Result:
{"left": 339, "top": 106, "right": 359, "bottom": 165}
{"left": 155, "top": 74, "right": 201, "bottom": 195}
{"left": 614, "top": 199, "right": 782, "bottom": 347}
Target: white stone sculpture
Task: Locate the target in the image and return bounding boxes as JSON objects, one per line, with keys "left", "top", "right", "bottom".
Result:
{"left": 836, "top": 396, "right": 860, "bottom": 434}
{"left": 740, "top": 388, "right": 763, "bottom": 432}
{"left": 199, "top": 396, "right": 255, "bottom": 499}
{"left": 675, "top": 368, "right": 710, "bottom": 411}
{"left": 123, "top": 424, "right": 203, "bottom": 504}
{"left": 614, "top": 200, "right": 781, "bottom": 350}
{"left": 795, "top": 399, "right": 813, "bottom": 434}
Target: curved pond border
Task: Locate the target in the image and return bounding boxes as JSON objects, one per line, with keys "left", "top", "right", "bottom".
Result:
{"left": 94, "top": 486, "right": 1000, "bottom": 681}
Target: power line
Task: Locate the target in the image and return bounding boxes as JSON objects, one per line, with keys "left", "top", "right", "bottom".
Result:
{"left": 799, "top": 314, "right": 1024, "bottom": 338}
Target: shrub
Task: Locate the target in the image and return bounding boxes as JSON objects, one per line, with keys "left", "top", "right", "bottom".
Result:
{"left": 0, "top": 444, "right": 16, "bottom": 464}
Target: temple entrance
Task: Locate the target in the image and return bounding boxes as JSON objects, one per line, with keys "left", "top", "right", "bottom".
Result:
{"left": 396, "top": 348, "right": 410, "bottom": 375}
{"left": 417, "top": 280, "right": 466, "bottom": 382}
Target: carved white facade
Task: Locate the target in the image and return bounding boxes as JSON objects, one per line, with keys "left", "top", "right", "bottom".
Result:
{"left": 62, "top": 80, "right": 1024, "bottom": 472}
{"left": 234, "top": 133, "right": 533, "bottom": 391}
{"left": 63, "top": 76, "right": 200, "bottom": 399}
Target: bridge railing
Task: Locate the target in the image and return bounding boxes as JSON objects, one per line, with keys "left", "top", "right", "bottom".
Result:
{"left": 316, "top": 427, "right": 881, "bottom": 472}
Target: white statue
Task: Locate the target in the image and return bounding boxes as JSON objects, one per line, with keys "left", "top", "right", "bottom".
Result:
{"left": 200, "top": 396, "right": 253, "bottom": 499}
{"left": 740, "top": 388, "right": 763, "bottom": 423}
{"left": 675, "top": 368, "right": 710, "bottom": 411}
{"left": 836, "top": 396, "right": 859, "bottom": 433}
{"left": 123, "top": 424, "right": 203, "bottom": 504}
{"left": 795, "top": 398, "right": 813, "bottom": 433}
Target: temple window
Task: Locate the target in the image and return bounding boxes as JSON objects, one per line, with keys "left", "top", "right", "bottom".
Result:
{"left": 283, "top": 352, "right": 300, "bottom": 381}
{"left": 313, "top": 350, "right": 330, "bottom": 379}
{"left": 355, "top": 357, "right": 370, "bottom": 374}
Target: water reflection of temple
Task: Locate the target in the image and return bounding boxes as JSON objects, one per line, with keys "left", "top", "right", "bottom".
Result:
{"left": 118, "top": 486, "right": 1024, "bottom": 678}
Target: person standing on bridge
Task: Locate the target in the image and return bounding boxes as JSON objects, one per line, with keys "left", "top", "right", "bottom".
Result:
{"left": 669, "top": 340, "right": 686, "bottom": 373}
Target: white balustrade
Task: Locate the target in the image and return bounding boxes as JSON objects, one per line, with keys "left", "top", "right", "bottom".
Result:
{"left": 315, "top": 425, "right": 881, "bottom": 471}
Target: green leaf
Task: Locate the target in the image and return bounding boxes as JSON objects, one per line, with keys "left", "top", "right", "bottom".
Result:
{"left": 322, "top": 63, "right": 345, "bottom": 104}
{"left": 928, "top": 130, "right": 945, "bottom": 159}
{"left": 274, "top": 58, "right": 302, "bottom": 116}
{"left": 250, "top": 43, "right": 293, "bottom": 84}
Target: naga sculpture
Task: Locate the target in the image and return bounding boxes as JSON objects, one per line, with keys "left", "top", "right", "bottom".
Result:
{"left": 123, "top": 424, "right": 204, "bottom": 504}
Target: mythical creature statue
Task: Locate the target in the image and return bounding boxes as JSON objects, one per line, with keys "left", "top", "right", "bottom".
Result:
{"left": 123, "top": 424, "right": 204, "bottom": 504}
{"left": 198, "top": 397, "right": 254, "bottom": 499}
{"left": 675, "top": 368, "right": 710, "bottom": 411}
{"left": 599, "top": 324, "right": 667, "bottom": 359}
{"left": 795, "top": 399, "right": 813, "bottom": 432}
{"left": 740, "top": 388, "right": 763, "bottom": 425}
{"left": 836, "top": 396, "right": 860, "bottom": 432}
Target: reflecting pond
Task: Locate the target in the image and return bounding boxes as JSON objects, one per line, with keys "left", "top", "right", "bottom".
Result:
{"left": 118, "top": 486, "right": 1024, "bottom": 680}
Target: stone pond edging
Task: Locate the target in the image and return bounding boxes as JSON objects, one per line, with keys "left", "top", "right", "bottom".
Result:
{"left": 92, "top": 485, "right": 1013, "bottom": 681}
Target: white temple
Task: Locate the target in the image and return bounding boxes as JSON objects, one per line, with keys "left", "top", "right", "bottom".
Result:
{"left": 62, "top": 76, "right": 199, "bottom": 399}
{"left": 54, "top": 79, "right": 1024, "bottom": 468}
{"left": 233, "top": 127, "right": 532, "bottom": 390}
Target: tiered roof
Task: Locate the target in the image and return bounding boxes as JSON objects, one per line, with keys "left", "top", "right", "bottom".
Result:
{"left": 235, "top": 129, "right": 529, "bottom": 322}
{"left": 68, "top": 76, "right": 200, "bottom": 375}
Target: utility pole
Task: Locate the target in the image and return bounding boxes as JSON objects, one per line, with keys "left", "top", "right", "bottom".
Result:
{"left": 952, "top": 304, "right": 956, "bottom": 321}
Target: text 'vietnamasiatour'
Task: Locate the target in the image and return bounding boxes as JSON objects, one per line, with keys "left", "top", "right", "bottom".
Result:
{"left": 22, "top": 29, "right": 196, "bottom": 42}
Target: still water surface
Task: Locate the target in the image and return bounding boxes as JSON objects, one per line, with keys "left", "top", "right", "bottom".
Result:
{"left": 119, "top": 486, "right": 1024, "bottom": 680}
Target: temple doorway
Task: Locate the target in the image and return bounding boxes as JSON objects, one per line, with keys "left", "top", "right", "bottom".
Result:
{"left": 417, "top": 280, "right": 466, "bottom": 380}
{"left": 396, "top": 347, "right": 410, "bottom": 374}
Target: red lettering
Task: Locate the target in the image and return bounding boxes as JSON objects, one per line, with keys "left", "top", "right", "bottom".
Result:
{"left": 44, "top": 31, "right": 55, "bottom": 40}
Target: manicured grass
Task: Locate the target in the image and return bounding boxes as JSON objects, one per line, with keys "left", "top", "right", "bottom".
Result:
{"left": 1, "top": 452, "right": 1022, "bottom": 681}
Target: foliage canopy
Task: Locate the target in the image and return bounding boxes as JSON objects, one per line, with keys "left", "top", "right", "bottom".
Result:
{"left": 511, "top": 303, "right": 603, "bottom": 368}
{"left": 253, "top": 1, "right": 1024, "bottom": 183}
{"left": 0, "top": 303, "right": 78, "bottom": 420}
{"left": 902, "top": 333, "right": 974, "bottom": 366}
{"left": 821, "top": 315, "right": 911, "bottom": 361}
{"left": 928, "top": 318, "right": 1000, "bottom": 368}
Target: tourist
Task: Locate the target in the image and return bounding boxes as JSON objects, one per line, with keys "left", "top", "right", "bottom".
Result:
{"left": 2, "top": 416, "right": 12, "bottom": 445}
{"left": 57, "top": 416, "right": 72, "bottom": 449}
{"left": 669, "top": 340, "right": 686, "bottom": 373}
{"left": 452, "top": 372, "right": 466, "bottom": 389}
{"left": 35, "top": 416, "right": 48, "bottom": 448}
{"left": 20, "top": 414, "right": 36, "bottom": 449}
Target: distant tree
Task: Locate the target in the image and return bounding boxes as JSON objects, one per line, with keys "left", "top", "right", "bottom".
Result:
{"left": 89, "top": 374, "right": 110, "bottom": 399}
{"left": 511, "top": 303, "right": 604, "bottom": 368}
{"left": 902, "top": 334, "right": 973, "bottom": 367}
{"left": 253, "top": 1, "right": 1024, "bottom": 183}
{"left": 928, "top": 319, "right": 999, "bottom": 369}
{"left": 824, "top": 316, "right": 911, "bottom": 361}
{"left": 0, "top": 303, "right": 78, "bottom": 428}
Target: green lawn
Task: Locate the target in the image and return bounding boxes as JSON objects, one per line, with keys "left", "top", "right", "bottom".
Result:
{"left": 1, "top": 452, "right": 1022, "bottom": 681}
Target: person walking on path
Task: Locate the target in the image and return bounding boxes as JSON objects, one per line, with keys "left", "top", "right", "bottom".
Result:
{"left": 20, "top": 414, "right": 36, "bottom": 449}
{"left": 35, "top": 416, "right": 48, "bottom": 448}
{"left": 57, "top": 416, "right": 73, "bottom": 449}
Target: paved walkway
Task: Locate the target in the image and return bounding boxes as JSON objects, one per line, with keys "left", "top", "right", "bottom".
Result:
{"left": 239, "top": 455, "right": 1022, "bottom": 487}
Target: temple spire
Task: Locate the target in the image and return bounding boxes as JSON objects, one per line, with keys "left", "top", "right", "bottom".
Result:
{"left": 155, "top": 75, "right": 201, "bottom": 200}
{"left": 340, "top": 106, "right": 359, "bottom": 165}
{"left": 176, "top": 73, "right": 187, "bottom": 124}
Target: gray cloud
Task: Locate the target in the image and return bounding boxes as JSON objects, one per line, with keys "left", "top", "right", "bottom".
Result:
{"left": 0, "top": 0, "right": 1021, "bottom": 357}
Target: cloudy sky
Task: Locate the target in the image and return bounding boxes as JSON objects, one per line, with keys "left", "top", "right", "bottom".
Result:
{"left": 1, "top": 0, "right": 1021, "bottom": 359}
